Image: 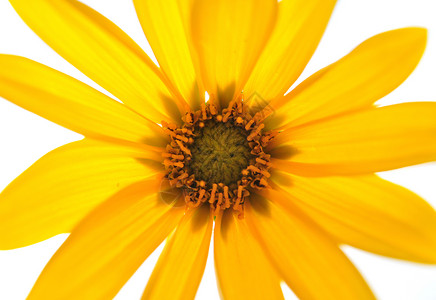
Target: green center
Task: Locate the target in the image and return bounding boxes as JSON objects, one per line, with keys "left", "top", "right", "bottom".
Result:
{"left": 188, "top": 121, "right": 252, "bottom": 187}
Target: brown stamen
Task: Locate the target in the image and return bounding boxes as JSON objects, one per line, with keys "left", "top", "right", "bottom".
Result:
{"left": 162, "top": 97, "right": 275, "bottom": 218}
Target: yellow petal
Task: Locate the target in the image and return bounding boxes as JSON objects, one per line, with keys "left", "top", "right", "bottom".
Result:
{"left": 272, "top": 102, "right": 436, "bottom": 176}
{"left": 272, "top": 173, "right": 436, "bottom": 264}
{"left": 142, "top": 205, "right": 212, "bottom": 300}
{"left": 133, "top": 0, "right": 202, "bottom": 110}
{"left": 246, "top": 195, "right": 375, "bottom": 300}
{"left": 28, "top": 179, "right": 184, "bottom": 300}
{"left": 0, "top": 139, "right": 163, "bottom": 250}
{"left": 190, "top": 0, "right": 277, "bottom": 108}
{"left": 10, "top": 0, "right": 184, "bottom": 122}
{"left": 0, "top": 55, "right": 166, "bottom": 146}
{"left": 244, "top": 0, "right": 336, "bottom": 105}
{"left": 268, "top": 27, "right": 427, "bottom": 129}
{"left": 214, "top": 210, "right": 284, "bottom": 300}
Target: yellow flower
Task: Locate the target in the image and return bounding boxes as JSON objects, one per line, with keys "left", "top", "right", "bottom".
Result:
{"left": 0, "top": 0, "right": 435, "bottom": 299}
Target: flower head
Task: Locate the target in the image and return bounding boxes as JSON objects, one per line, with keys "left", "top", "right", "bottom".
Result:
{"left": 1, "top": 0, "right": 436, "bottom": 299}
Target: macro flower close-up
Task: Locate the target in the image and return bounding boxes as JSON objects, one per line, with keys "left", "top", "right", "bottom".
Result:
{"left": 1, "top": 0, "right": 436, "bottom": 299}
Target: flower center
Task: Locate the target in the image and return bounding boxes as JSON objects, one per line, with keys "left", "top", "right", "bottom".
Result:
{"left": 161, "top": 99, "right": 276, "bottom": 217}
{"left": 188, "top": 121, "right": 252, "bottom": 187}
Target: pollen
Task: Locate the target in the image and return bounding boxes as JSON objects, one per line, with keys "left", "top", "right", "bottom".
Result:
{"left": 162, "top": 98, "right": 275, "bottom": 218}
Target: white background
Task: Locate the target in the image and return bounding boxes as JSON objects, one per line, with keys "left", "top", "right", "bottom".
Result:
{"left": 1, "top": 0, "right": 436, "bottom": 299}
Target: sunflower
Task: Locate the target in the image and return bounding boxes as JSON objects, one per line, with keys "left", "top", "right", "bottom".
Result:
{"left": 1, "top": 0, "right": 436, "bottom": 299}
